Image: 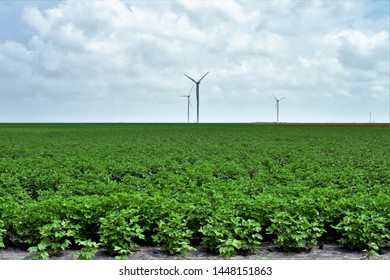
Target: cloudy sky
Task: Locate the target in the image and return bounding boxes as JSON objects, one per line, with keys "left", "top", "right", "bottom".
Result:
{"left": 0, "top": 0, "right": 389, "bottom": 123}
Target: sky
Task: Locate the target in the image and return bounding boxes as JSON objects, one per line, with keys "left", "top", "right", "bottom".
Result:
{"left": 0, "top": 0, "right": 389, "bottom": 123}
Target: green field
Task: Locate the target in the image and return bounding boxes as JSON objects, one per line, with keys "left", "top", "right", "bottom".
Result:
{"left": 0, "top": 123, "right": 389, "bottom": 259}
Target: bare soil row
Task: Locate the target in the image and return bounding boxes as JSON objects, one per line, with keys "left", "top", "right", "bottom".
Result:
{"left": 1, "top": 243, "right": 389, "bottom": 260}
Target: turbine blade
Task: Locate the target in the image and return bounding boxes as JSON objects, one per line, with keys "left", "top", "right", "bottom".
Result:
{"left": 184, "top": 73, "right": 197, "bottom": 83}
{"left": 180, "top": 95, "right": 187, "bottom": 97}
{"left": 189, "top": 99, "right": 193, "bottom": 108}
{"left": 280, "top": 97, "right": 285, "bottom": 101}
{"left": 198, "top": 71, "right": 209, "bottom": 83}
{"left": 188, "top": 84, "right": 194, "bottom": 95}
{"left": 272, "top": 93, "right": 277, "bottom": 100}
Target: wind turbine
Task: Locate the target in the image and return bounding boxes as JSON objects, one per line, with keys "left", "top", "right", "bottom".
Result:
{"left": 368, "top": 112, "right": 372, "bottom": 123}
{"left": 273, "top": 94, "right": 285, "bottom": 123}
{"left": 184, "top": 71, "right": 209, "bottom": 124}
{"left": 181, "top": 84, "right": 194, "bottom": 123}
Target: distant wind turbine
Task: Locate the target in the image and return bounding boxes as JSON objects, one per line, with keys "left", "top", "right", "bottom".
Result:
{"left": 181, "top": 84, "right": 194, "bottom": 123}
{"left": 273, "top": 94, "right": 285, "bottom": 123}
{"left": 184, "top": 71, "right": 209, "bottom": 124}
{"left": 368, "top": 112, "right": 372, "bottom": 123}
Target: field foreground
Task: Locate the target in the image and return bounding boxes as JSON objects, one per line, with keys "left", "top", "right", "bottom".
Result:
{"left": 0, "top": 123, "right": 389, "bottom": 259}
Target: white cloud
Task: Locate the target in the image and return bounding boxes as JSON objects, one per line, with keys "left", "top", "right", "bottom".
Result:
{"left": 328, "top": 30, "right": 389, "bottom": 71}
{"left": 0, "top": 0, "right": 389, "bottom": 123}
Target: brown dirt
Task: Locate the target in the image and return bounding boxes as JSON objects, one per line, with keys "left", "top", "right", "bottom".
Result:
{"left": 1, "top": 243, "right": 389, "bottom": 260}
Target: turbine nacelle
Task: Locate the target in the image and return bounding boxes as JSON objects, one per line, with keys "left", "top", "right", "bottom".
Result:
{"left": 180, "top": 95, "right": 192, "bottom": 108}
{"left": 273, "top": 93, "right": 285, "bottom": 102}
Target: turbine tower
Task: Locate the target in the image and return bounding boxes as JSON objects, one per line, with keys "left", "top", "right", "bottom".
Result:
{"left": 273, "top": 94, "right": 285, "bottom": 123}
{"left": 184, "top": 71, "right": 209, "bottom": 124}
{"left": 181, "top": 84, "right": 194, "bottom": 123}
